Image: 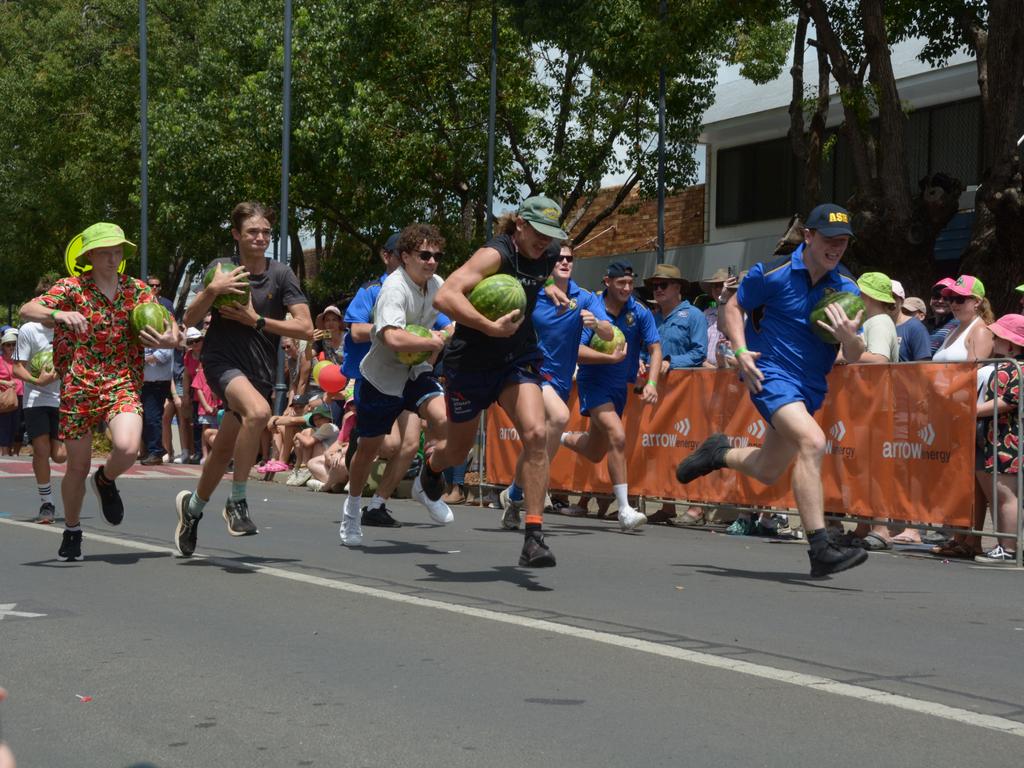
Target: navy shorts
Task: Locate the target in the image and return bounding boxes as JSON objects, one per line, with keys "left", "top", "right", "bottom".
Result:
{"left": 749, "top": 366, "right": 826, "bottom": 424}
{"left": 443, "top": 357, "right": 544, "bottom": 423}
{"left": 578, "top": 381, "right": 627, "bottom": 418}
{"left": 24, "top": 406, "right": 59, "bottom": 441}
{"left": 354, "top": 374, "right": 444, "bottom": 438}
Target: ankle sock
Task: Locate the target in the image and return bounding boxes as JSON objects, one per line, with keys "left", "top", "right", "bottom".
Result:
{"left": 508, "top": 482, "right": 524, "bottom": 502}
{"left": 345, "top": 495, "right": 362, "bottom": 517}
{"left": 807, "top": 528, "right": 829, "bottom": 553}
{"left": 231, "top": 481, "right": 247, "bottom": 502}
{"left": 612, "top": 483, "right": 629, "bottom": 510}
{"left": 368, "top": 494, "right": 385, "bottom": 510}
{"left": 65, "top": 524, "right": 81, "bottom": 532}
{"left": 38, "top": 484, "right": 52, "bottom": 505}
{"left": 188, "top": 494, "right": 208, "bottom": 519}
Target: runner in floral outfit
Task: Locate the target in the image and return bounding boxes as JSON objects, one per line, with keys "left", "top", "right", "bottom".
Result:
{"left": 20, "top": 222, "right": 180, "bottom": 561}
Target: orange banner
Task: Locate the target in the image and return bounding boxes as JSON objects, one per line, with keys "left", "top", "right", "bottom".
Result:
{"left": 485, "top": 364, "right": 978, "bottom": 527}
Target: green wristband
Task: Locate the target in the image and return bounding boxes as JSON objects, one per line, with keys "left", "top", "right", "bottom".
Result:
{"left": 733, "top": 346, "right": 749, "bottom": 356}
{"left": 544, "top": 276, "right": 555, "bottom": 287}
{"left": 647, "top": 379, "right": 657, "bottom": 388}
{"left": 50, "top": 309, "right": 59, "bottom": 319}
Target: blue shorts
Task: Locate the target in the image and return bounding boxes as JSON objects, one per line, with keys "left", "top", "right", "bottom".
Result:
{"left": 443, "top": 356, "right": 543, "bottom": 423}
{"left": 354, "top": 375, "right": 444, "bottom": 438}
{"left": 578, "top": 381, "right": 627, "bottom": 418}
{"left": 541, "top": 379, "right": 571, "bottom": 404}
{"left": 748, "top": 367, "right": 826, "bottom": 424}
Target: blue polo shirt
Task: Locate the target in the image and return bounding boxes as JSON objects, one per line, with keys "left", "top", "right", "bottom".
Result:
{"left": 535, "top": 280, "right": 609, "bottom": 398}
{"left": 654, "top": 300, "right": 707, "bottom": 369}
{"left": 342, "top": 272, "right": 450, "bottom": 380}
{"left": 736, "top": 244, "right": 859, "bottom": 390}
{"left": 578, "top": 293, "right": 660, "bottom": 388}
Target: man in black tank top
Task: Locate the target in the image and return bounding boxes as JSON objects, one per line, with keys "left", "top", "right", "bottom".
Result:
{"left": 414, "top": 196, "right": 569, "bottom": 568}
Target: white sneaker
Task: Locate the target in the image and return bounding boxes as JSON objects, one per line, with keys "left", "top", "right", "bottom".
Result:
{"left": 412, "top": 476, "right": 454, "bottom": 524}
{"left": 498, "top": 487, "right": 522, "bottom": 530}
{"left": 339, "top": 499, "right": 362, "bottom": 546}
{"left": 307, "top": 478, "right": 325, "bottom": 492}
{"left": 173, "top": 452, "right": 187, "bottom": 465}
{"left": 286, "top": 467, "right": 312, "bottom": 487}
{"left": 618, "top": 506, "right": 647, "bottom": 531}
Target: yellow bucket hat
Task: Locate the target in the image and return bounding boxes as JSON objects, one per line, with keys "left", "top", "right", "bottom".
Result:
{"left": 65, "top": 222, "right": 136, "bottom": 276}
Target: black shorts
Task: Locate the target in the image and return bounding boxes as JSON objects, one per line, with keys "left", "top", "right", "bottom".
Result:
{"left": 442, "top": 355, "right": 544, "bottom": 423}
{"left": 203, "top": 358, "right": 273, "bottom": 405}
{"left": 24, "top": 406, "right": 59, "bottom": 441}
{"left": 354, "top": 375, "right": 444, "bottom": 437}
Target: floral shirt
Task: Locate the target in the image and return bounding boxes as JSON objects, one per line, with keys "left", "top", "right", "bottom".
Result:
{"left": 981, "top": 358, "right": 1023, "bottom": 475}
{"left": 35, "top": 274, "right": 156, "bottom": 401}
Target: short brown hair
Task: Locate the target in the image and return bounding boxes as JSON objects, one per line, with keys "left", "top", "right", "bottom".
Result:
{"left": 397, "top": 223, "right": 444, "bottom": 257}
{"left": 231, "top": 201, "right": 276, "bottom": 232}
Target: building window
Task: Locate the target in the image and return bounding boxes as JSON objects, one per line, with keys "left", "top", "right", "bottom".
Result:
{"left": 715, "top": 137, "right": 798, "bottom": 227}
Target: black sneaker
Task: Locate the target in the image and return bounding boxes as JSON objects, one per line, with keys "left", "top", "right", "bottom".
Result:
{"left": 35, "top": 502, "right": 56, "bottom": 524}
{"left": 361, "top": 504, "right": 401, "bottom": 528}
{"left": 519, "top": 531, "right": 556, "bottom": 568}
{"left": 808, "top": 543, "right": 869, "bottom": 578}
{"left": 91, "top": 466, "right": 124, "bottom": 525}
{"left": 417, "top": 456, "right": 447, "bottom": 502}
{"left": 223, "top": 498, "right": 258, "bottom": 536}
{"left": 58, "top": 529, "right": 83, "bottom": 561}
{"left": 174, "top": 491, "right": 201, "bottom": 557}
{"left": 675, "top": 433, "right": 731, "bottom": 484}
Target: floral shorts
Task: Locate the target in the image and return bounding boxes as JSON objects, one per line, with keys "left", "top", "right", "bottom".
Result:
{"left": 60, "top": 387, "right": 143, "bottom": 441}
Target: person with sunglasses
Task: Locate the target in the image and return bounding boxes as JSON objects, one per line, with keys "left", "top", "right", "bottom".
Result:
{"left": 340, "top": 223, "right": 454, "bottom": 546}
{"left": 561, "top": 260, "right": 663, "bottom": 531}
{"left": 497, "top": 242, "right": 615, "bottom": 527}
{"left": 173, "top": 201, "right": 312, "bottom": 557}
{"left": 927, "top": 277, "right": 959, "bottom": 354}
{"left": 341, "top": 233, "right": 454, "bottom": 528}
{"left": 931, "top": 275, "right": 994, "bottom": 364}
{"left": 673, "top": 203, "right": 870, "bottom": 578}
{"left": 421, "top": 195, "right": 572, "bottom": 567}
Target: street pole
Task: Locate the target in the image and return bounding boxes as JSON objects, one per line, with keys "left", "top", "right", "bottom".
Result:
{"left": 656, "top": 0, "right": 666, "bottom": 262}
{"left": 485, "top": 0, "right": 498, "bottom": 239}
{"left": 139, "top": 0, "right": 149, "bottom": 279}
{"left": 274, "top": 0, "right": 293, "bottom": 416}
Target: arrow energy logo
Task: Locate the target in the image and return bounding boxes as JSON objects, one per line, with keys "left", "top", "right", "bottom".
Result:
{"left": 825, "top": 421, "right": 854, "bottom": 458}
{"left": 643, "top": 417, "right": 697, "bottom": 449}
{"left": 747, "top": 420, "right": 766, "bottom": 440}
{"left": 675, "top": 419, "right": 690, "bottom": 435}
{"left": 882, "top": 422, "right": 949, "bottom": 463}
{"left": 918, "top": 423, "right": 935, "bottom": 446}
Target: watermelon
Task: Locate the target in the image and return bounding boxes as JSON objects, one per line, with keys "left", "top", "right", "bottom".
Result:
{"left": 204, "top": 262, "right": 251, "bottom": 308}
{"left": 29, "top": 350, "right": 54, "bottom": 377}
{"left": 396, "top": 324, "right": 433, "bottom": 366}
{"left": 809, "top": 291, "right": 865, "bottom": 343}
{"left": 469, "top": 274, "right": 527, "bottom": 322}
{"left": 131, "top": 302, "right": 172, "bottom": 341}
{"left": 589, "top": 325, "right": 626, "bottom": 355}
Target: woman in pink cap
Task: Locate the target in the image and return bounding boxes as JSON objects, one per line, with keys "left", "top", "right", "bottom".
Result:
{"left": 931, "top": 275, "right": 993, "bottom": 363}
{"left": 973, "top": 314, "right": 1024, "bottom": 565}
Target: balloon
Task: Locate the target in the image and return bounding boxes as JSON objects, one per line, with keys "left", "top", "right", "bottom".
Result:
{"left": 312, "top": 360, "right": 332, "bottom": 385}
{"left": 318, "top": 364, "right": 347, "bottom": 395}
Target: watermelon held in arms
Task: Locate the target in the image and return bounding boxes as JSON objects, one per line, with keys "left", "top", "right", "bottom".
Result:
{"left": 29, "top": 350, "right": 54, "bottom": 377}
{"left": 468, "top": 274, "right": 527, "bottom": 322}
{"left": 589, "top": 325, "right": 626, "bottom": 355}
{"left": 131, "top": 302, "right": 172, "bottom": 342}
{"left": 809, "top": 291, "right": 865, "bottom": 343}
{"left": 204, "top": 262, "right": 251, "bottom": 308}
{"left": 396, "top": 324, "right": 433, "bottom": 366}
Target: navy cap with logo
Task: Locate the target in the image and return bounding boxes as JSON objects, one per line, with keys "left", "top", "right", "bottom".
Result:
{"left": 805, "top": 203, "right": 854, "bottom": 237}
{"left": 606, "top": 260, "right": 635, "bottom": 278}
{"left": 383, "top": 232, "right": 401, "bottom": 253}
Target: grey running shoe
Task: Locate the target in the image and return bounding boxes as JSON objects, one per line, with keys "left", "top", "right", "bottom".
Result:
{"left": 174, "top": 491, "right": 201, "bottom": 557}
{"left": 223, "top": 498, "right": 258, "bottom": 536}
{"left": 499, "top": 488, "right": 522, "bottom": 530}
{"left": 35, "top": 502, "right": 56, "bottom": 524}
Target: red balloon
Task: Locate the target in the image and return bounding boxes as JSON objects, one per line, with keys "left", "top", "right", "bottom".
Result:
{"left": 318, "top": 364, "right": 347, "bottom": 395}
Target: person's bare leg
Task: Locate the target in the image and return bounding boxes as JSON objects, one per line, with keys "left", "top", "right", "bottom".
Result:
{"left": 497, "top": 382, "right": 548, "bottom": 527}
{"left": 31, "top": 434, "right": 53, "bottom": 488}
{"left": 104, "top": 412, "right": 144, "bottom": 480}
{"left": 346, "top": 434, "right": 387, "bottom": 502}
{"left": 60, "top": 436, "right": 92, "bottom": 527}
{"left": 375, "top": 410, "right": 421, "bottom": 500}
{"left": 194, "top": 378, "right": 270, "bottom": 501}
{"left": 162, "top": 397, "right": 176, "bottom": 457}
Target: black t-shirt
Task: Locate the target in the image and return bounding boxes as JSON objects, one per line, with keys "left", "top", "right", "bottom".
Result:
{"left": 443, "top": 234, "right": 558, "bottom": 371}
{"left": 201, "top": 257, "right": 307, "bottom": 386}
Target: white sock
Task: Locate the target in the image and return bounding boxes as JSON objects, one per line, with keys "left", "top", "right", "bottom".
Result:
{"left": 560, "top": 432, "right": 572, "bottom": 446}
{"left": 369, "top": 494, "right": 385, "bottom": 510}
{"left": 613, "top": 483, "right": 630, "bottom": 510}
{"left": 38, "top": 484, "right": 53, "bottom": 505}
{"left": 345, "top": 495, "right": 361, "bottom": 518}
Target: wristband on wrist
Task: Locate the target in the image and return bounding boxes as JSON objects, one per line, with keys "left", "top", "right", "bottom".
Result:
{"left": 439, "top": 329, "right": 450, "bottom": 340}
{"left": 544, "top": 276, "right": 555, "bottom": 287}
{"left": 647, "top": 379, "right": 657, "bottom": 388}
{"left": 733, "top": 346, "right": 749, "bottom": 356}
{"left": 50, "top": 309, "right": 59, "bottom": 320}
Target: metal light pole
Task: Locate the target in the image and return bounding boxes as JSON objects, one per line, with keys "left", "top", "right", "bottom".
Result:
{"left": 274, "top": 0, "right": 293, "bottom": 415}
{"left": 655, "top": 0, "right": 666, "bottom": 262}
{"left": 485, "top": 0, "right": 498, "bottom": 239}
{"left": 139, "top": 0, "right": 149, "bottom": 279}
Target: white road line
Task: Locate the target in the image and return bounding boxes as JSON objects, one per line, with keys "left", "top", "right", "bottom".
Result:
{"left": 4, "top": 517, "right": 1023, "bottom": 739}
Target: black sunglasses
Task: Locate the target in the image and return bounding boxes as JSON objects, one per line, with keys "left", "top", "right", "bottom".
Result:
{"left": 416, "top": 250, "right": 443, "bottom": 262}
{"left": 556, "top": 254, "right": 574, "bottom": 263}
{"left": 950, "top": 295, "right": 972, "bottom": 304}
{"left": 649, "top": 281, "right": 672, "bottom": 290}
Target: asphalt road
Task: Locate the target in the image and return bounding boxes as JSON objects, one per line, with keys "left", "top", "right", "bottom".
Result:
{"left": 1, "top": 456, "right": 1022, "bottom": 767}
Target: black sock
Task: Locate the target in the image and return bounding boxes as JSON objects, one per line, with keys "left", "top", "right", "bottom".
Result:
{"left": 525, "top": 523, "right": 542, "bottom": 534}
{"left": 808, "top": 528, "right": 829, "bottom": 553}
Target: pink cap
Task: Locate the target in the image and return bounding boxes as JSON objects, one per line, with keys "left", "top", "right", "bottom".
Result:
{"left": 942, "top": 274, "right": 985, "bottom": 299}
{"left": 989, "top": 314, "right": 1024, "bottom": 349}
{"left": 890, "top": 280, "right": 906, "bottom": 300}
{"left": 933, "top": 277, "right": 956, "bottom": 290}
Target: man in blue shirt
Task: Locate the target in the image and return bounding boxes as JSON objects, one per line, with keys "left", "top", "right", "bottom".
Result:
{"left": 343, "top": 232, "right": 454, "bottom": 527}
{"left": 645, "top": 264, "right": 707, "bottom": 370}
{"left": 562, "top": 260, "right": 662, "bottom": 531}
{"left": 499, "top": 243, "right": 614, "bottom": 528}
{"left": 674, "top": 203, "right": 869, "bottom": 578}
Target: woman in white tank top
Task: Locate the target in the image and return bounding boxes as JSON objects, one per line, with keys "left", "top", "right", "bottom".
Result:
{"left": 931, "top": 275, "right": 993, "bottom": 363}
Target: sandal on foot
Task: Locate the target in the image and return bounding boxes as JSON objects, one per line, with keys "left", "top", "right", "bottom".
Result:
{"left": 859, "top": 532, "right": 892, "bottom": 551}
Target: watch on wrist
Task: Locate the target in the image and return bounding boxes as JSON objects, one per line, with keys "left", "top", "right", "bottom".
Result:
{"left": 255, "top": 315, "right": 266, "bottom": 331}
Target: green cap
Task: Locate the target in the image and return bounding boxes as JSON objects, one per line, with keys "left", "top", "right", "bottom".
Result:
{"left": 1015, "top": 283, "right": 1024, "bottom": 294}
{"left": 65, "top": 222, "right": 136, "bottom": 276}
{"left": 518, "top": 195, "right": 569, "bottom": 240}
{"left": 857, "top": 272, "right": 895, "bottom": 304}
{"left": 304, "top": 404, "right": 332, "bottom": 427}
